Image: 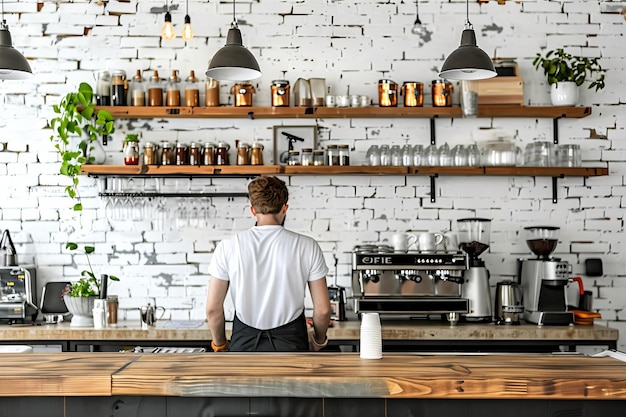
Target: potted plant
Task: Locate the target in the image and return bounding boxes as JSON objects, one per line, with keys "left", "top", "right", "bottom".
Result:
{"left": 533, "top": 48, "right": 606, "bottom": 106}
{"left": 123, "top": 133, "right": 140, "bottom": 165}
{"left": 49, "top": 82, "right": 115, "bottom": 213}
{"left": 62, "top": 242, "right": 119, "bottom": 327}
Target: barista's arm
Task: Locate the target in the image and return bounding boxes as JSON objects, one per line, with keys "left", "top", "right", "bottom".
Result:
{"left": 308, "top": 277, "right": 331, "bottom": 345}
{"left": 206, "top": 277, "right": 230, "bottom": 347}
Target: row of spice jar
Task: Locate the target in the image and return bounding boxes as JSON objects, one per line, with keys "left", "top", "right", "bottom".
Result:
{"left": 123, "top": 141, "right": 265, "bottom": 166}
{"left": 95, "top": 69, "right": 220, "bottom": 107}
{"left": 286, "top": 144, "right": 351, "bottom": 166}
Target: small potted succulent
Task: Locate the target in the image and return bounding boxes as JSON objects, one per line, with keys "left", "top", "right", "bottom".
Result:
{"left": 533, "top": 48, "right": 606, "bottom": 106}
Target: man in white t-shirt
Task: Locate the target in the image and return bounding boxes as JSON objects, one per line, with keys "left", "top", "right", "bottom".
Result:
{"left": 206, "top": 176, "right": 331, "bottom": 352}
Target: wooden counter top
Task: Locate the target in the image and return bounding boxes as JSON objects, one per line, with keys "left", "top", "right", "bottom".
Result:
{"left": 1, "top": 352, "right": 625, "bottom": 399}
{"left": 0, "top": 320, "right": 617, "bottom": 345}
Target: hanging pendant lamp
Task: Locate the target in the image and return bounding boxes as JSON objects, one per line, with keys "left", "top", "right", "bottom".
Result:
{"left": 439, "top": 0, "right": 496, "bottom": 81}
{"left": 0, "top": 0, "right": 33, "bottom": 80}
{"left": 205, "top": 0, "right": 261, "bottom": 81}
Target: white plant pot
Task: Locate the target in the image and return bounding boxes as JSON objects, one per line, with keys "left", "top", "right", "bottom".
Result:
{"left": 550, "top": 82, "right": 579, "bottom": 106}
{"left": 63, "top": 295, "right": 96, "bottom": 327}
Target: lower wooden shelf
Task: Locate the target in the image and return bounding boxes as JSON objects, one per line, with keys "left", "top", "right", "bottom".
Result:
{"left": 82, "top": 165, "right": 608, "bottom": 177}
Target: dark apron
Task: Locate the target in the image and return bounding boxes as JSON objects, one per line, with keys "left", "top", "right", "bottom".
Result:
{"left": 229, "top": 312, "right": 308, "bottom": 352}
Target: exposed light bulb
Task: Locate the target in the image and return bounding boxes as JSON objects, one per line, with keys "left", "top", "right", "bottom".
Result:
{"left": 161, "top": 11, "right": 175, "bottom": 40}
{"left": 182, "top": 15, "right": 193, "bottom": 41}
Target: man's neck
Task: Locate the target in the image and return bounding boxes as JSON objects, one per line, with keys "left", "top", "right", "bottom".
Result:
{"left": 256, "top": 214, "right": 283, "bottom": 226}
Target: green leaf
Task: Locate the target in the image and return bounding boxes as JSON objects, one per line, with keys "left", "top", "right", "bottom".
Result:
{"left": 84, "top": 246, "right": 95, "bottom": 254}
{"left": 73, "top": 203, "right": 83, "bottom": 211}
{"left": 66, "top": 242, "right": 78, "bottom": 250}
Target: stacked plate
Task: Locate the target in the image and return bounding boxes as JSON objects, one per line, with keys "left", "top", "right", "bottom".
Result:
{"left": 360, "top": 312, "right": 382, "bottom": 359}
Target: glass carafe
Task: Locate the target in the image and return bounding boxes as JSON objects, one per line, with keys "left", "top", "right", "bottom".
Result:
{"left": 166, "top": 70, "right": 181, "bottom": 106}
{"left": 184, "top": 70, "right": 200, "bottom": 107}
{"left": 130, "top": 69, "right": 145, "bottom": 106}
{"left": 148, "top": 70, "right": 163, "bottom": 106}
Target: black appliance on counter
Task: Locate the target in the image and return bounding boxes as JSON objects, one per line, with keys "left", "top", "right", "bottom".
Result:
{"left": 351, "top": 245, "right": 469, "bottom": 325}
{"left": 0, "top": 266, "right": 38, "bottom": 323}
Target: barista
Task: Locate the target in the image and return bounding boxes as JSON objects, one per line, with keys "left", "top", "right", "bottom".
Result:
{"left": 206, "top": 176, "right": 331, "bottom": 352}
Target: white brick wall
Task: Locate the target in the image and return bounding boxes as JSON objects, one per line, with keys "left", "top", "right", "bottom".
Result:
{"left": 0, "top": 0, "right": 624, "bottom": 350}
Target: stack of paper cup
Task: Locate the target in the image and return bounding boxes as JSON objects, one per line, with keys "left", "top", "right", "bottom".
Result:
{"left": 360, "top": 312, "right": 382, "bottom": 359}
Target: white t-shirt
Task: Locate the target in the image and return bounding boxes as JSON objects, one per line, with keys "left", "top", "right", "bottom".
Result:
{"left": 209, "top": 225, "right": 329, "bottom": 330}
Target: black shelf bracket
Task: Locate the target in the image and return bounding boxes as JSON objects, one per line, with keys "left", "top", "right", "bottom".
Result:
{"left": 429, "top": 174, "right": 438, "bottom": 203}
{"left": 429, "top": 117, "right": 437, "bottom": 146}
{"left": 553, "top": 116, "right": 564, "bottom": 145}
{"left": 551, "top": 174, "right": 564, "bottom": 203}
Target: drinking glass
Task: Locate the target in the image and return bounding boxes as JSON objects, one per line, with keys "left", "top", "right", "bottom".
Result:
{"left": 438, "top": 143, "right": 451, "bottom": 166}
{"left": 451, "top": 144, "right": 467, "bottom": 166}
{"left": 401, "top": 144, "right": 413, "bottom": 166}
{"left": 424, "top": 144, "right": 439, "bottom": 166}
{"left": 379, "top": 145, "right": 391, "bottom": 166}
{"left": 412, "top": 145, "right": 423, "bottom": 166}
{"left": 466, "top": 144, "right": 481, "bottom": 166}
{"left": 390, "top": 145, "right": 403, "bottom": 166}
{"left": 556, "top": 144, "right": 581, "bottom": 167}
{"left": 366, "top": 145, "right": 381, "bottom": 166}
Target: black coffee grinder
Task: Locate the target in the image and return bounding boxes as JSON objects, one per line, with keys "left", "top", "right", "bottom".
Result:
{"left": 519, "top": 226, "right": 574, "bottom": 325}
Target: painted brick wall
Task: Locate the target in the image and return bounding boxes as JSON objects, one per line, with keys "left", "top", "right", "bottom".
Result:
{"left": 0, "top": 0, "right": 624, "bottom": 350}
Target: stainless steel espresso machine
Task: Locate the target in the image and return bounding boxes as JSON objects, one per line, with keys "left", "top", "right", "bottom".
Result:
{"left": 457, "top": 218, "right": 493, "bottom": 322}
{"left": 0, "top": 266, "right": 38, "bottom": 323}
{"left": 351, "top": 245, "right": 469, "bottom": 324}
{"left": 518, "top": 226, "right": 574, "bottom": 326}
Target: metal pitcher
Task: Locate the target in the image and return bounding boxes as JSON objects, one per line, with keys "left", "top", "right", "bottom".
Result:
{"left": 139, "top": 301, "right": 165, "bottom": 329}
{"left": 0, "top": 229, "right": 17, "bottom": 266}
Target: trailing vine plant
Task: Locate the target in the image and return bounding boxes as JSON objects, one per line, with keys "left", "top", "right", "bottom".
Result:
{"left": 49, "top": 82, "right": 115, "bottom": 212}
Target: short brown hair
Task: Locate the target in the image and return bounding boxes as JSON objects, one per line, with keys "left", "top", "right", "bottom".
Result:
{"left": 248, "top": 176, "right": 289, "bottom": 214}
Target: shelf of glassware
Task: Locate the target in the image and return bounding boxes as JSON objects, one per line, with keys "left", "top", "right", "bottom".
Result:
{"left": 81, "top": 165, "right": 608, "bottom": 177}
{"left": 94, "top": 105, "right": 592, "bottom": 119}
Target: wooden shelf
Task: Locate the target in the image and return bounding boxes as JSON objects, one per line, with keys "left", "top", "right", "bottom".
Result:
{"left": 82, "top": 165, "right": 608, "bottom": 177}
{"left": 94, "top": 105, "right": 591, "bottom": 120}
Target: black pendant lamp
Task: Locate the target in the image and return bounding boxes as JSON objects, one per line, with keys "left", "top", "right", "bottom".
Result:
{"left": 439, "top": 0, "right": 496, "bottom": 81}
{"left": 0, "top": 0, "right": 33, "bottom": 80}
{"left": 205, "top": 0, "right": 261, "bottom": 81}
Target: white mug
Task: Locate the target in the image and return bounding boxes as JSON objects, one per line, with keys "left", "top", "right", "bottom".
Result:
{"left": 418, "top": 232, "right": 444, "bottom": 252}
{"left": 391, "top": 233, "right": 418, "bottom": 252}
{"left": 443, "top": 231, "right": 459, "bottom": 251}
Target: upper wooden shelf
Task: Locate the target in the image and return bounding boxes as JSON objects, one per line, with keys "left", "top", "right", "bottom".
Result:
{"left": 94, "top": 105, "right": 592, "bottom": 120}
{"left": 82, "top": 165, "right": 608, "bottom": 177}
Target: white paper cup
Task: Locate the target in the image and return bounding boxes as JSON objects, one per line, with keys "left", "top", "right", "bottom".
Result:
{"left": 360, "top": 313, "right": 382, "bottom": 359}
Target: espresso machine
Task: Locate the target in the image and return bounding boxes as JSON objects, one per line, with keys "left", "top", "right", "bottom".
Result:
{"left": 519, "top": 226, "right": 574, "bottom": 325}
{"left": 457, "top": 218, "right": 493, "bottom": 322}
{"left": 0, "top": 266, "right": 38, "bottom": 323}
{"left": 351, "top": 244, "right": 469, "bottom": 324}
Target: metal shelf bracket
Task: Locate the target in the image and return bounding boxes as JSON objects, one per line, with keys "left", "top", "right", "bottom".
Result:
{"left": 430, "top": 174, "right": 438, "bottom": 203}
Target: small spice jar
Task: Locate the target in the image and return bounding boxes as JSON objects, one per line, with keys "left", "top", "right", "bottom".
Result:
{"left": 106, "top": 295, "right": 119, "bottom": 326}
{"left": 215, "top": 142, "right": 230, "bottom": 165}
{"left": 160, "top": 141, "right": 173, "bottom": 165}
{"left": 188, "top": 142, "right": 200, "bottom": 166}
{"left": 338, "top": 144, "right": 350, "bottom": 166}
{"left": 236, "top": 143, "right": 250, "bottom": 165}
{"left": 202, "top": 142, "right": 216, "bottom": 165}
{"left": 301, "top": 148, "right": 313, "bottom": 166}
{"left": 326, "top": 144, "right": 339, "bottom": 166}
{"left": 175, "top": 142, "right": 187, "bottom": 165}
{"left": 142, "top": 142, "right": 158, "bottom": 165}
{"left": 250, "top": 143, "right": 264, "bottom": 165}
{"left": 288, "top": 150, "right": 300, "bottom": 166}
{"left": 313, "top": 149, "right": 325, "bottom": 166}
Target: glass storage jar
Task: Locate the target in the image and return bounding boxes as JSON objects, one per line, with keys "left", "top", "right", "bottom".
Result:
{"left": 250, "top": 143, "right": 264, "bottom": 165}
{"left": 148, "top": 70, "right": 163, "bottom": 106}
{"left": 313, "top": 150, "right": 325, "bottom": 166}
{"left": 337, "top": 144, "right": 350, "bottom": 166}
{"left": 300, "top": 148, "right": 313, "bottom": 166}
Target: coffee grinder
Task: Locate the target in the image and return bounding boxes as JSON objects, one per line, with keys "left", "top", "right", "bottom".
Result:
{"left": 519, "top": 226, "right": 574, "bottom": 325}
{"left": 457, "top": 218, "right": 493, "bottom": 322}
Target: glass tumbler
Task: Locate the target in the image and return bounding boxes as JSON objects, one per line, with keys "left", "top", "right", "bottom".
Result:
{"left": 424, "top": 144, "right": 439, "bottom": 166}
{"left": 401, "top": 145, "right": 413, "bottom": 166}
{"left": 438, "top": 143, "right": 452, "bottom": 166}
{"left": 557, "top": 144, "right": 581, "bottom": 167}
{"left": 466, "top": 144, "right": 481, "bottom": 166}
{"left": 379, "top": 145, "right": 391, "bottom": 166}
{"left": 412, "top": 144, "right": 424, "bottom": 166}
{"left": 366, "top": 145, "right": 381, "bottom": 166}
{"left": 390, "top": 145, "right": 403, "bottom": 166}
{"left": 451, "top": 144, "right": 468, "bottom": 166}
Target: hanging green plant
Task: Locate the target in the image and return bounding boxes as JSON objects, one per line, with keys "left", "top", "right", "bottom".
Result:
{"left": 49, "top": 82, "right": 115, "bottom": 212}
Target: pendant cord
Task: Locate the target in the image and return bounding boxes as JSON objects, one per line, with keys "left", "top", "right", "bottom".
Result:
{"left": 416, "top": 0, "right": 419, "bottom": 16}
{"left": 465, "top": 0, "right": 471, "bottom": 26}
{"left": 185, "top": 0, "right": 188, "bottom": 15}
{"left": 232, "top": 0, "right": 237, "bottom": 25}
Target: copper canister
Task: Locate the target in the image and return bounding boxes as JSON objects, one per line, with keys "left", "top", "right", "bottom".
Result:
{"left": 202, "top": 142, "right": 216, "bottom": 165}
{"left": 231, "top": 83, "right": 255, "bottom": 107}
{"left": 432, "top": 79, "right": 453, "bottom": 107}
{"left": 271, "top": 80, "right": 290, "bottom": 107}
{"left": 378, "top": 79, "right": 398, "bottom": 107}
{"left": 250, "top": 143, "right": 264, "bottom": 165}
{"left": 401, "top": 82, "right": 424, "bottom": 107}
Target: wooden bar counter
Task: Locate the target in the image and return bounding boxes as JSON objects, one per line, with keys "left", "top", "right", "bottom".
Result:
{"left": 1, "top": 352, "right": 625, "bottom": 417}
{"left": 0, "top": 320, "right": 618, "bottom": 352}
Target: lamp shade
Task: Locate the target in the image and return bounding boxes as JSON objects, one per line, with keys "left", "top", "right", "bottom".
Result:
{"left": 205, "top": 24, "right": 261, "bottom": 81}
{"left": 439, "top": 28, "right": 496, "bottom": 81}
{"left": 0, "top": 23, "right": 33, "bottom": 80}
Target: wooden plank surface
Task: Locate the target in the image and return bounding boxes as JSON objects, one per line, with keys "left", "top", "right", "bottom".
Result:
{"left": 111, "top": 353, "right": 626, "bottom": 399}
{"left": 0, "top": 353, "right": 134, "bottom": 396}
